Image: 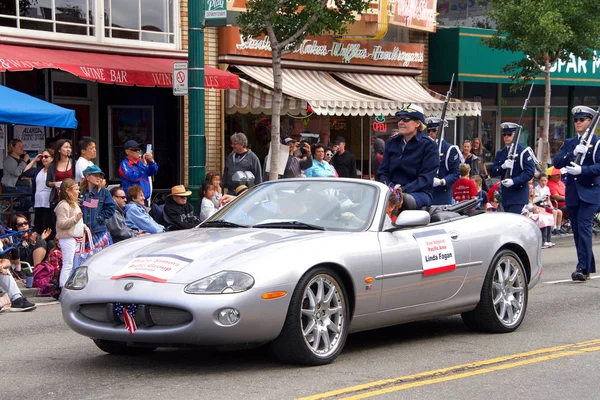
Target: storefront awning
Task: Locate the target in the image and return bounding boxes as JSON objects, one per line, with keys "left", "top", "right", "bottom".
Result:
{"left": 0, "top": 44, "right": 239, "bottom": 90}
{"left": 334, "top": 72, "right": 481, "bottom": 117}
{"left": 226, "top": 78, "right": 306, "bottom": 115}
{"left": 236, "top": 66, "right": 398, "bottom": 116}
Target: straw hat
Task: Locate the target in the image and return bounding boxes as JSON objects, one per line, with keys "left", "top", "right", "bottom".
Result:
{"left": 169, "top": 185, "right": 192, "bottom": 196}
{"left": 234, "top": 185, "right": 248, "bottom": 196}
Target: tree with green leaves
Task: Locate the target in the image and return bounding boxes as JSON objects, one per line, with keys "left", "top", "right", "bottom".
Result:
{"left": 485, "top": 0, "right": 600, "bottom": 164}
{"left": 237, "top": 0, "right": 369, "bottom": 180}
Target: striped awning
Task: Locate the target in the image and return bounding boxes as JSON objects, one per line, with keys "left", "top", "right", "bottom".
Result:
{"left": 226, "top": 78, "right": 307, "bottom": 115}
{"left": 334, "top": 73, "right": 481, "bottom": 117}
{"left": 236, "top": 66, "right": 399, "bottom": 116}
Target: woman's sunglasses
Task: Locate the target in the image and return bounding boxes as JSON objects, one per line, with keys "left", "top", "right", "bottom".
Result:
{"left": 573, "top": 118, "right": 588, "bottom": 123}
{"left": 16, "top": 221, "right": 29, "bottom": 227}
{"left": 325, "top": 152, "right": 333, "bottom": 157}
{"left": 41, "top": 155, "right": 51, "bottom": 159}
{"left": 397, "top": 117, "right": 415, "bottom": 123}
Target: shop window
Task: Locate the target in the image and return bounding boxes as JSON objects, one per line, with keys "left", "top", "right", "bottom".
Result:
{"left": 108, "top": 106, "right": 154, "bottom": 181}
{"left": 573, "top": 86, "right": 600, "bottom": 106}
{"left": 53, "top": 81, "right": 88, "bottom": 98}
{"left": 535, "top": 107, "right": 569, "bottom": 159}
{"left": 104, "top": 0, "right": 174, "bottom": 44}
{"left": 461, "top": 82, "right": 497, "bottom": 106}
{"left": 0, "top": 0, "right": 94, "bottom": 36}
{"left": 501, "top": 84, "right": 568, "bottom": 107}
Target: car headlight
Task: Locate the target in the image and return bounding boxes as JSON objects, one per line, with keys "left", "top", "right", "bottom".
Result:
{"left": 65, "top": 267, "right": 88, "bottom": 290}
{"left": 185, "top": 271, "right": 254, "bottom": 294}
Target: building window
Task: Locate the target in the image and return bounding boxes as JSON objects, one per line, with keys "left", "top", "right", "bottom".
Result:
{"left": 104, "top": 0, "right": 174, "bottom": 43}
{"left": 0, "top": 0, "right": 95, "bottom": 35}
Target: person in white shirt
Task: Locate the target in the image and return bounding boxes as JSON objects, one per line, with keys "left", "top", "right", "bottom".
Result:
{"left": 534, "top": 174, "right": 564, "bottom": 235}
{"left": 75, "top": 137, "right": 96, "bottom": 183}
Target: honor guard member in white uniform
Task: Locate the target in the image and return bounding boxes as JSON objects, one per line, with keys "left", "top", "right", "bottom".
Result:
{"left": 490, "top": 122, "right": 536, "bottom": 214}
{"left": 425, "top": 117, "right": 461, "bottom": 205}
{"left": 553, "top": 106, "right": 600, "bottom": 281}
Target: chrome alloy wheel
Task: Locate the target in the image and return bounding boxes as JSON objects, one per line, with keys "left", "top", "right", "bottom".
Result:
{"left": 492, "top": 255, "right": 526, "bottom": 327}
{"left": 300, "top": 274, "right": 345, "bottom": 357}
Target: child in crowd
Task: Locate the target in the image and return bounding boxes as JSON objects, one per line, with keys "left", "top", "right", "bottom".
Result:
{"left": 534, "top": 174, "right": 564, "bottom": 235}
{"left": 523, "top": 183, "right": 555, "bottom": 248}
{"left": 452, "top": 164, "right": 478, "bottom": 203}
{"left": 486, "top": 194, "right": 500, "bottom": 212}
{"left": 471, "top": 175, "right": 488, "bottom": 211}
{"left": 54, "top": 178, "right": 83, "bottom": 288}
{"left": 199, "top": 183, "right": 218, "bottom": 221}
{"left": 205, "top": 171, "right": 223, "bottom": 208}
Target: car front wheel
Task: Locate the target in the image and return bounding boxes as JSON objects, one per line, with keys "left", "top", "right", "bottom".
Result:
{"left": 462, "top": 249, "right": 528, "bottom": 333}
{"left": 93, "top": 339, "right": 157, "bottom": 355}
{"left": 271, "top": 268, "right": 349, "bottom": 366}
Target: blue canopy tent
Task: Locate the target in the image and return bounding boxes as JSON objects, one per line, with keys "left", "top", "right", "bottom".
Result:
{"left": 0, "top": 84, "right": 78, "bottom": 128}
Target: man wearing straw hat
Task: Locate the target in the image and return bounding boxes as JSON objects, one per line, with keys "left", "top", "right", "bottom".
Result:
{"left": 163, "top": 185, "right": 201, "bottom": 231}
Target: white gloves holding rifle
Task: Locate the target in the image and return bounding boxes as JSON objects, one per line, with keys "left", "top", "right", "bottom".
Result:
{"left": 573, "top": 144, "right": 587, "bottom": 157}
{"left": 501, "top": 159, "right": 514, "bottom": 170}
{"left": 566, "top": 162, "right": 582, "bottom": 176}
{"left": 433, "top": 178, "right": 445, "bottom": 187}
{"left": 501, "top": 179, "right": 514, "bottom": 187}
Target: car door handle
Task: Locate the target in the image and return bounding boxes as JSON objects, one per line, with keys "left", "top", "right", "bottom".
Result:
{"left": 449, "top": 231, "right": 460, "bottom": 240}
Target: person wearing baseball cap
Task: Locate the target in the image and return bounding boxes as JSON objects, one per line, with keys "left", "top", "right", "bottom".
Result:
{"left": 163, "top": 185, "right": 200, "bottom": 231}
{"left": 425, "top": 117, "right": 461, "bottom": 205}
{"left": 118, "top": 139, "right": 158, "bottom": 202}
{"left": 377, "top": 104, "right": 439, "bottom": 209}
{"left": 80, "top": 164, "right": 116, "bottom": 250}
{"left": 553, "top": 105, "right": 600, "bottom": 281}
{"left": 489, "top": 122, "right": 535, "bottom": 214}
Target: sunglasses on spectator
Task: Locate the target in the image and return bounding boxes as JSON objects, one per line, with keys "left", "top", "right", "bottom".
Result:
{"left": 114, "top": 195, "right": 126, "bottom": 199}
{"left": 325, "top": 152, "right": 333, "bottom": 157}
{"left": 573, "top": 118, "right": 588, "bottom": 123}
{"left": 397, "top": 117, "right": 415, "bottom": 123}
{"left": 129, "top": 148, "right": 141, "bottom": 152}
{"left": 16, "top": 221, "right": 29, "bottom": 227}
{"left": 41, "top": 155, "right": 51, "bottom": 159}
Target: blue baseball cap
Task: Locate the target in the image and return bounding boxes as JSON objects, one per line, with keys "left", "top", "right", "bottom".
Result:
{"left": 82, "top": 165, "right": 105, "bottom": 176}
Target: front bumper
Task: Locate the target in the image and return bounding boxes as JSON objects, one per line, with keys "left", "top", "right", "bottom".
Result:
{"left": 61, "top": 279, "right": 296, "bottom": 346}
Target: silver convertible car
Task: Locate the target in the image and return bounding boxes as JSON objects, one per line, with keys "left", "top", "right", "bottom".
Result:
{"left": 62, "top": 179, "right": 542, "bottom": 365}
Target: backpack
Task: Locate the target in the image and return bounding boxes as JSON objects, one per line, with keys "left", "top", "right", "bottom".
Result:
{"left": 33, "top": 260, "right": 59, "bottom": 297}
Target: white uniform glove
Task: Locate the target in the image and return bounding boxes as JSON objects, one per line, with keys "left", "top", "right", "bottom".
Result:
{"left": 501, "top": 179, "right": 514, "bottom": 188}
{"left": 433, "top": 177, "right": 443, "bottom": 187}
{"left": 566, "top": 161, "right": 582, "bottom": 176}
{"left": 501, "top": 159, "right": 514, "bottom": 170}
{"left": 573, "top": 144, "right": 587, "bottom": 156}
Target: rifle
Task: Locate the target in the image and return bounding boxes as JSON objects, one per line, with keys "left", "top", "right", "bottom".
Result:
{"left": 574, "top": 106, "right": 600, "bottom": 165}
{"left": 505, "top": 83, "right": 534, "bottom": 179}
{"left": 437, "top": 73, "right": 455, "bottom": 154}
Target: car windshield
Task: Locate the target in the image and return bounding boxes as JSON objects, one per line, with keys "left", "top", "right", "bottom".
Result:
{"left": 205, "top": 180, "right": 378, "bottom": 232}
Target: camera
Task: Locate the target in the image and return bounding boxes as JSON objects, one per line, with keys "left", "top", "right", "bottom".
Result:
{"left": 299, "top": 140, "right": 309, "bottom": 155}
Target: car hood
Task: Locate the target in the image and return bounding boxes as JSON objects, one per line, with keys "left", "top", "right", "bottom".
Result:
{"left": 87, "top": 228, "right": 331, "bottom": 283}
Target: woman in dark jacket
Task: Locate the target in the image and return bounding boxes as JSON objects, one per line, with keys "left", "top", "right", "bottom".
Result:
{"left": 80, "top": 165, "right": 116, "bottom": 250}
{"left": 24, "top": 148, "right": 55, "bottom": 237}
{"left": 46, "top": 139, "right": 74, "bottom": 207}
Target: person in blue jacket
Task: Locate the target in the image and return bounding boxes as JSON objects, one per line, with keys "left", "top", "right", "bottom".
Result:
{"left": 80, "top": 165, "right": 116, "bottom": 250}
{"left": 377, "top": 104, "right": 439, "bottom": 209}
{"left": 425, "top": 117, "right": 461, "bottom": 205}
{"left": 118, "top": 140, "right": 158, "bottom": 202}
{"left": 553, "top": 106, "right": 600, "bottom": 281}
{"left": 490, "top": 122, "right": 535, "bottom": 214}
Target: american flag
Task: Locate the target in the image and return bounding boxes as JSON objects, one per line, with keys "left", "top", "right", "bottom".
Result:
{"left": 114, "top": 303, "right": 138, "bottom": 335}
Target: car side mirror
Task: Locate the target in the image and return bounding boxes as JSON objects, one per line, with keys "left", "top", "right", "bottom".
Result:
{"left": 391, "top": 210, "right": 430, "bottom": 229}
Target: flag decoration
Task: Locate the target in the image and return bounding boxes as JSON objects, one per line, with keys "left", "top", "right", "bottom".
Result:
{"left": 114, "top": 303, "right": 138, "bottom": 335}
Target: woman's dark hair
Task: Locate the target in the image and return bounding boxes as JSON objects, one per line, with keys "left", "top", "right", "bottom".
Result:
{"left": 8, "top": 139, "right": 22, "bottom": 154}
{"left": 311, "top": 143, "right": 326, "bottom": 154}
{"left": 52, "top": 139, "right": 72, "bottom": 165}
{"left": 10, "top": 213, "right": 28, "bottom": 230}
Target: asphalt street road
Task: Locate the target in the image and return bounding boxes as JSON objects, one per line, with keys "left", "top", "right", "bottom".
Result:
{"left": 3, "top": 238, "right": 600, "bottom": 400}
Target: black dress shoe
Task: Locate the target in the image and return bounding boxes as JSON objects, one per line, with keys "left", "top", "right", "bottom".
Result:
{"left": 572, "top": 270, "right": 587, "bottom": 282}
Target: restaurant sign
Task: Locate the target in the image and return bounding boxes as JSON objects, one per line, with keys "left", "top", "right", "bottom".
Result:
{"left": 218, "top": 26, "right": 424, "bottom": 69}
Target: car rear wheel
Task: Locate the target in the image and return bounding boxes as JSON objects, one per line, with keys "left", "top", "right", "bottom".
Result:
{"left": 271, "top": 268, "right": 349, "bottom": 366}
{"left": 93, "top": 339, "right": 157, "bottom": 355}
{"left": 462, "top": 249, "right": 528, "bottom": 333}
